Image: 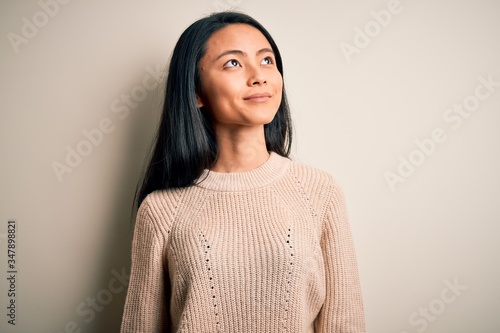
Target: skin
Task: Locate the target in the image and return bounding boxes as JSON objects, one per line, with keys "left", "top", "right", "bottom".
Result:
{"left": 197, "top": 23, "right": 283, "bottom": 172}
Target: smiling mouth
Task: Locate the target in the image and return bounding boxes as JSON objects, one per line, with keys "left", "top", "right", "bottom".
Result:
{"left": 243, "top": 93, "right": 272, "bottom": 101}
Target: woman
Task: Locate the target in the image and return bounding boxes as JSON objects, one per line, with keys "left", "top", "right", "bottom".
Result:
{"left": 121, "top": 11, "right": 365, "bottom": 333}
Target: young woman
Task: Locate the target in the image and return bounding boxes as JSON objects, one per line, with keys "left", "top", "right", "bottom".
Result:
{"left": 121, "top": 11, "right": 365, "bottom": 333}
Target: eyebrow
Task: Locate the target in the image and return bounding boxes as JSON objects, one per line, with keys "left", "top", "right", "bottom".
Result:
{"left": 214, "top": 48, "right": 274, "bottom": 61}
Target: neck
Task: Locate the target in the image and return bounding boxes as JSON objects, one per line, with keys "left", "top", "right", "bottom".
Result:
{"left": 210, "top": 125, "right": 269, "bottom": 173}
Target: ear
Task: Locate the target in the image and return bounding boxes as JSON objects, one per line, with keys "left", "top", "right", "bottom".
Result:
{"left": 196, "top": 94, "right": 204, "bottom": 108}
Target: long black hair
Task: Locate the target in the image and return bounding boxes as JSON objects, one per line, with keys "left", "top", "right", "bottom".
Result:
{"left": 135, "top": 11, "right": 293, "bottom": 209}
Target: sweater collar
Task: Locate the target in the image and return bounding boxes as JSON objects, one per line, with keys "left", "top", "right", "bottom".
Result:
{"left": 194, "top": 152, "right": 291, "bottom": 191}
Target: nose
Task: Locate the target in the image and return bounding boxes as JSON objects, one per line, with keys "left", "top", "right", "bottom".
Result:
{"left": 247, "top": 65, "right": 267, "bottom": 86}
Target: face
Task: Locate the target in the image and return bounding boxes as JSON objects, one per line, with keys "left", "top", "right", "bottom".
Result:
{"left": 197, "top": 24, "right": 283, "bottom": 132}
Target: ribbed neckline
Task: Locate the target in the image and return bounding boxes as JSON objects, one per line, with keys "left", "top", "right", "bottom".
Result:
{"left": 195, "top": 152, "right": 291, "bottom": 191}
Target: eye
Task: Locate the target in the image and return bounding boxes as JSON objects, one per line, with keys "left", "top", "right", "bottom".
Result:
{"left": 261, "top": 56, "right": 274, "bottom": 65}
{"left": 223, "top": 59, "right": 240, "bottom": 68}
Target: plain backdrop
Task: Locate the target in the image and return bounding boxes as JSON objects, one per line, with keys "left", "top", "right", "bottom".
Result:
{"left": 1, "top": 0, "right": 499, "bottom": 332}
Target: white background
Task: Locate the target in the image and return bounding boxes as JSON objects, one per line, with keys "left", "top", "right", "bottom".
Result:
{"left": 1, "top": 0, "right": 499, "bottom": 332}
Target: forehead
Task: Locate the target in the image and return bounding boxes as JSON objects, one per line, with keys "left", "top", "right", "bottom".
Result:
{"left": 203, "top": 23, "right": 272, "bottom": 57}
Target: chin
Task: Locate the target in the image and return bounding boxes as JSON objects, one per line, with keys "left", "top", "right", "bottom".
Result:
{"left": 252, "top": 111, "right": 279, "bottom": 126}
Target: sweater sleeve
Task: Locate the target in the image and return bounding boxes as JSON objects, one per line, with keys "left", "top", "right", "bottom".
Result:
{"left": 314, "top": 181, "right": 366, "bottom": 333}
{"left": 120, "top": 200, "right": 170, "bottom": 333}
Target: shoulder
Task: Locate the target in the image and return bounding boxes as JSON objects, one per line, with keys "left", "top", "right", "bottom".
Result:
{"left": 136, "top": 187, "right": 188, "bottom": 234}
{"left": 283, "top": 157, "right": 346, "bottom": 217}
{"left": 140, "top": 187, "right": 185, "bottom": 214}
{"left": 286, "top": 157, "right": 343, "bottom": 195}
{"left": 138, "top": 184, "right": 212, "bottom": 225}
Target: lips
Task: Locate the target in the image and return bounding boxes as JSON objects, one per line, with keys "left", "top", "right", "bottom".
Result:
{"left": 243, "top": 92, "right": 272, "bottom": 100}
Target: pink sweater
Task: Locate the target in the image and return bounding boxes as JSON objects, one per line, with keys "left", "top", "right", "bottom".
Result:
{"left": 120, "top": 152, "right": 365, "bottom": 332}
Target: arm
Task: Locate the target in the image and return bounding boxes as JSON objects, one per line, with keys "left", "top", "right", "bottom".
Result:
{"left": 315, "top": 181, "right": 365, "bottom": 333}
{"left": 120, "top": 200, "right": 170, "bottom": 333}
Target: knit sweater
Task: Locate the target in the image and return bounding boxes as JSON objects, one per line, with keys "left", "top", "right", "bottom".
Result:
{"left": 120, "top": 152, "right": 365, "bottom": 333}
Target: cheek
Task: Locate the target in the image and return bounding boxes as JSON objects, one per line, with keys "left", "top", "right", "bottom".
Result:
{"left": 272, "top": 71, "right": 283, "bottom": 93}
{"left": 205, "top": 76, "right": 237, "bottom": 101}
{"left": 272, "top": 73, "right": 283, "bottom": 101}
{"left": 199, "top": 77, "right": 240, "bottom": 119}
